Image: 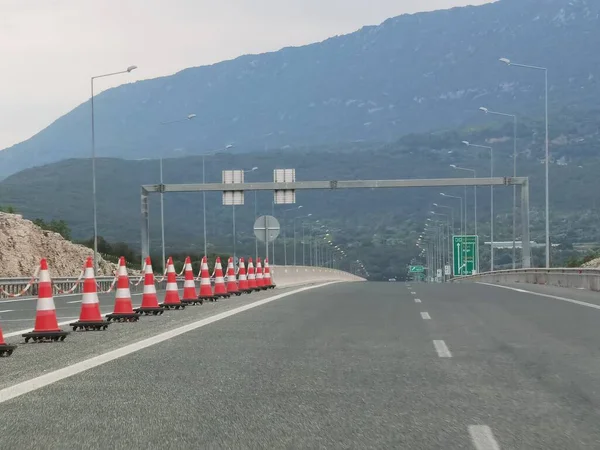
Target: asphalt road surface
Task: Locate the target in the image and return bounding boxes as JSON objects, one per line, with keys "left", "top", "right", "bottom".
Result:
{"left": 3, "top": 281, "right": 600, "bottom": 449}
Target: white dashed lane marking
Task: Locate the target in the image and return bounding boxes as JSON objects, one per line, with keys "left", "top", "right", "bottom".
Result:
{"left": 433, "top": 340, "right": 452, "bottom": 358}
{"left": 468, "top": 425, "right": 501, "bottom": 450}
{"left": 420, "top": 312, "right": 431, "bottom": 320}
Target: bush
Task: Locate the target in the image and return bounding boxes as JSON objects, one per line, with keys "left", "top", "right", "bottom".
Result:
{"left": 33, "top": 218, "right": 72, "bottom": 240}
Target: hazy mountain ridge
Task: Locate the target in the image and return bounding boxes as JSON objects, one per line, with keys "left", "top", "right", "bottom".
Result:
{"left": 0, "top": 0, "right": 598, "bottom": 178}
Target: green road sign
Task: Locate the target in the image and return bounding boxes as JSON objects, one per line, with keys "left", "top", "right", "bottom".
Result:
{"left": 409, "top": 265, "right": 424, "bottom": 273}
{"left": 452, "top": 235, "right": 478, "bottom": 277}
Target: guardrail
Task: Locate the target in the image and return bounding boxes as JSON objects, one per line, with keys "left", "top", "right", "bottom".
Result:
{"left": 0, "top": 266, "right": 363, "bottom": 299}
{"left": 0, "top": 276, "right": 173, "bottom": 299}
{"left": 451, "top": 268, "right": 600, "bottom": 291}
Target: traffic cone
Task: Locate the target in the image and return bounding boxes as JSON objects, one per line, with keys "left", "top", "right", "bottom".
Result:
{"left": 213, "top": 257, "right": 230, "bottom": 298}
{"left": 134, "top": 257, "right": 165, "bottom": 315}
{"left": 22, "top": 259, "right": 70, "bottom": 343}
{"left": 106, "top": 257, "right": 139, "bottom": 322}
{"left": 255, "top": 258, "right": 266, "bottom": 290}
{"left": 226, "top": 257, "right": 241, "bottom": 296}
{"left": 247, "top": 258, "right": 259, "bottom": 292}
{"left": 237, "top": 258, "right": 251, "bottom": 294}
{"left": 198, "top": 256, "right": 217, "bottom": 302}
{"left": 181, "top": 256, "right": 202, "bottom": 305}
{"left": 70, "top": 257, "right": 110, "bottom": 331}
{"left": 264, "top": 258, "right": 275, "bottom": 289}
{"left": 0, "top": 323, "right": 16, "bottom": 357}
{"left": 160, "top": 257, "right": 185, "bottom": 309}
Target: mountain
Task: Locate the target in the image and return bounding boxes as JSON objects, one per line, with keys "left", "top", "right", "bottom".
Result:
{"left": 1, "top": 0, "right": 599, "bottom": 178}
{"left": 2, "top": 106, "right": 600, "bottom": 278}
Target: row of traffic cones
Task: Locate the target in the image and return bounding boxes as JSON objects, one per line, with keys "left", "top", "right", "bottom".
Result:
{"left": 0, "top": 254, "right": 276, "bottom": 356}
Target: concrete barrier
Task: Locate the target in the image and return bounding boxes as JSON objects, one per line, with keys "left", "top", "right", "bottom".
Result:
{"left": 453, "top": 268, "right": 600, "bottom": 292}
{"left": 270, "top": 266, "right": 365, "bottom": 288}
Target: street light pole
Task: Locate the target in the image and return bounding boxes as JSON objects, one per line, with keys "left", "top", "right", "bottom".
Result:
{"left": 200, "top": 144, "right": 234, "bottom": 257}
{"left": 500, "top": 57, "right": 549, "bottom": 267}
{"left": 462, "top": 141, "right": 494, "bottom": 271}
{"left": 90, "top": 65, "right": 137, "bottom": 274}
{"left": 480, "top": 107, "right": 518, "bottom": 269}
{"left": 440, "top": 193, "right": 464, "bottom": 274}
{"left": 159, "top": 113, "right": 196, "bottom": 273}
{"left": 450, "top": 165, "right": 477, "bottom": 239}
{"left": 233, "top": 167, "right": 259, "bottom": 261}
{"left": 282, "top": 206, "right": 303, "bottom": 265}
{"left": 293, "top": 214, "right": 312, "bottom": 266}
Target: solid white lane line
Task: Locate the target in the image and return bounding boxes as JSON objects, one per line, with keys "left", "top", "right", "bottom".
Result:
{"left": 468, "top": 425, "right": 500, "bottom": 450}
{"left": 4, "top": 295, "right": 145, "bottom": 338}
{"left": 0, "top": 290, "right": 150, "bottom": 306}
{"left": 66, "top": 300, "right": 82, "bottom": 304}
{"left": 478, "top": 282, "right": 600, "bottom": 311}
{"left": 0, "top": 282, "right": 337, "bottom": 404}
{"left": 433, "top": 340, "right": 452, "bottom": 357}
{"left": 420, "top": 312, "right": 431, "bottom": 320}
{"left": 415, "top": 298, "right": 422, "bottom": 303}
{"left": 0, "top": 310, "right": 14, "bottom": 314}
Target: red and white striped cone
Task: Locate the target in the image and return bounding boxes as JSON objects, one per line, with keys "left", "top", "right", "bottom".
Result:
{"left": 263, "top": 258, "right": 275, "bottom": 289}
{"left": 22, "top": 259, "right": 70, "bottom": 343}
{"left": 160, "top": 257, "right": 185, "bottom": 309}
{"left": 247, "top": 258, "right": 259, "bottom": 292}
{"left": 213, "top": 257, "right": 229, "bottom": 298}
{"left": 226, "top": 257, "right": 240, "bottom": 296}
{"left": 237, "top": 258, "right": 250, "bottom": 293}
{"left": 181, "top": 256, "right": 201, "bottom": 305}
{"left": 107, "top": 257, "right": 139, "bottom": 322}
{"left": 70, "top": 257, "right": 110, "bottom": 331}
{"left": 134, "top": 257, "right": 165, "bottom": 315}
{"left": 255, "top": 258, "right": 266, "bottom": 290}
{"left": 0, "top": 322, "right": 16, "bottom": 356}
{"left": 198, "top": 256, "right": 216, "bottom": 302}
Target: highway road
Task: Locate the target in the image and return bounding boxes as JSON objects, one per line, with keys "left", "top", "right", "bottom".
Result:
{"left": 2, "top": 281, "right": 600, "bottom": 448}
{"left": 0, "top": 289, "right": 159, "bottom": 335}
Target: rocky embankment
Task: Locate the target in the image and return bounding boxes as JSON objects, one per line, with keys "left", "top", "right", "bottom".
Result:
{"left": 0, "top": 212, "right": 117, "bottom": 277}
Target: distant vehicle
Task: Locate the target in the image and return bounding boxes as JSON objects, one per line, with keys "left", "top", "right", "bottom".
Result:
{"left": 388, "top": 278, "right": 397, "bottom": 282}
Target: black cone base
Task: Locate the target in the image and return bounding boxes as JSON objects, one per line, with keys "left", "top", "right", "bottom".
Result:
{"left": 160, "top": 303, "right": 186, "bottom": 310}
{"left": 70, "top": 320, "right": 110, "bottom": 331}
{"left": 0, "top": 343, "right": 16, "bottom": 357}
{"left": 106, "top": 313, "right": 140, "bottom": 322}
{"left": 22, "top": 330, "right": 69, "bottom": 343}
{"left": 181, "top": 298, "right": 203, "bottom": 305}
{"left": 134, "top": 307, "right": 165, "bottom": 316}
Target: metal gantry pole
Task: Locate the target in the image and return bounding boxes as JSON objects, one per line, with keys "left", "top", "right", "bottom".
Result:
{"left": 232, "top": 205, "right": 236, "bottom": 261}
{"left": 202, "top": 155, "right": 207, "bottom": 257}
{"left": 160, "top": 158, "right": 166, "bottom": 273}
{"left": 293, "top": 219, "right": 297, "bottom": 266}
{"left": 500, "top": 58, "right": 549, "bottom": 267}
{"left": 544, "top": 68, "right": 550, "bottom": 267}
{"left": 255, "top": 191, "right": 258, "bottom": 260}
{"left": 90, "top": 78, "right": 98, "bottom": 275}
{"left": 302, "top": 224, "right": 306, "bottom": 265}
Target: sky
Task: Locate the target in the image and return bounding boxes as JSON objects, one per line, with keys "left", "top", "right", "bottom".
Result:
{"left": 0, "top": 0, "right": 495, "bottom": 150}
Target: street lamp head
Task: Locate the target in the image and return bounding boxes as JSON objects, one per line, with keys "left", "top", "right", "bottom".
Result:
{"left": 126, "top": 65, "right": 138, "bottom": 72}
{"left": 449, "top": 164, "right": 457, "bottom": 168}
{"left": 433, "top": 203, "right": 439, "bottom": 207}
{"left": 187, "top": 114, "right": 197, "bottom": 120}
{"left": 251, "top": 166, "right": 258, "bottom": 171}
{"left": 440, "top": 193, "right": 447, "bottom": 197}
{"left": 307, "top": 213, "right": 313, "bottom": 217}
{"left": 479, "top": 107, "right": 489, "bottom": 114}
{"left": 297, "top": 205, "right": 303, "bottom": 209}
{"left": 225, "top": 144, "right": 234, "bottom": 150}
{"left": 462, "top": 141, "right": 470, "bottom": 146}
{"left": 499, "top": 57, "right": 511, "bottom": 65}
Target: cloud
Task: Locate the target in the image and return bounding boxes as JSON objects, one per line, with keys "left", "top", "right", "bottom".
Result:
{"left": 0, "top": 0, "right": 494, "bottom": 150}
